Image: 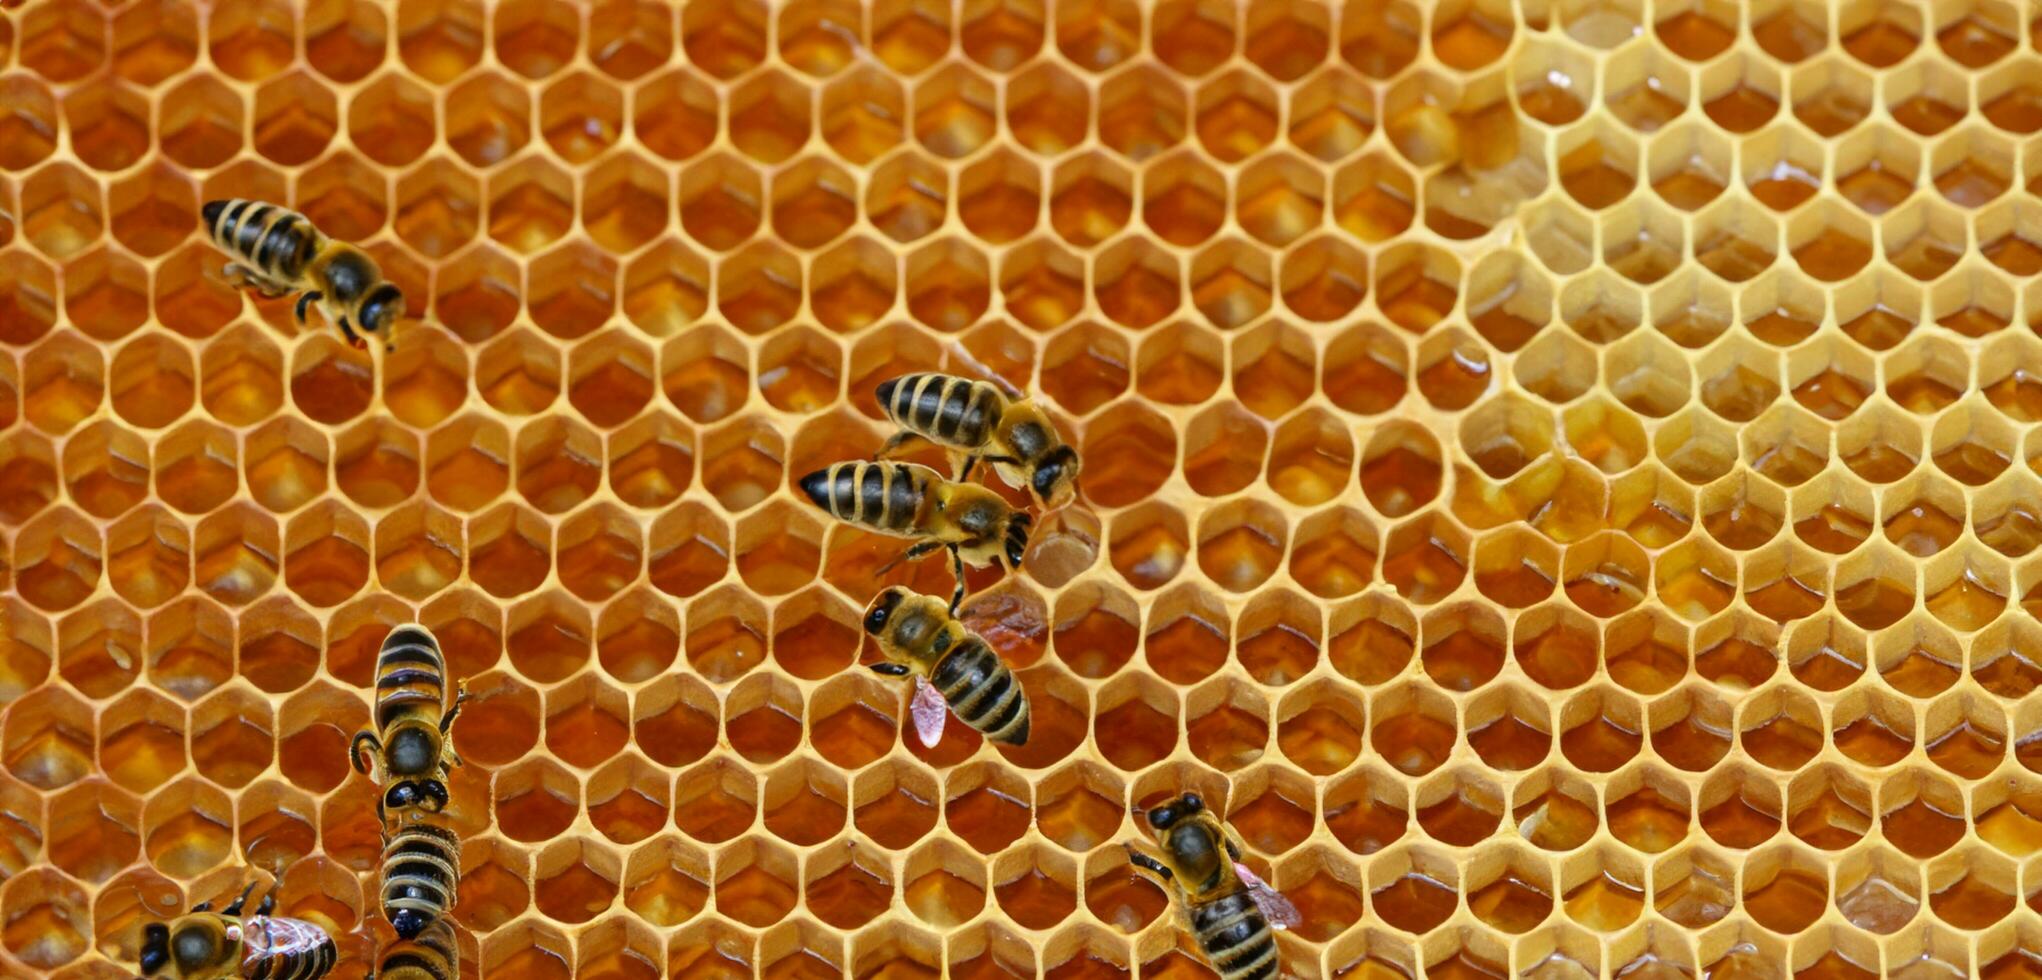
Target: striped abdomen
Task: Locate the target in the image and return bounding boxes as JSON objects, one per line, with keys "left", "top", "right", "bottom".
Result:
{"left": 800, "top": 461, "right": 930, "bottom": 535}
{"left": 1190, "top": 891, "right": 1279, "bottom": 980}
{"left": 241, "top": 916, "right": 338, "bottom": 980}
{"left": 374, "top": 917, "right": 457, "bottom": 980}
{"left": 204, "top": 199, "right": 321, "bottom": 285}
{"left": 381, "top": 822, "right": 460, "bottom": 940}
{"left": 878, "top": 374, "right": 1003, "bottom": 449}
{"left": 376, "top": 626, "right": 448, "bottom": 732}
{"left": 929, "top": 638, "right": 1030, "bottom": 745}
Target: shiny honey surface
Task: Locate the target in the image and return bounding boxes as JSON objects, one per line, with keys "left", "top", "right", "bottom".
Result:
{"left": 4, "top": 0, "right": 2042, "bottom": 976}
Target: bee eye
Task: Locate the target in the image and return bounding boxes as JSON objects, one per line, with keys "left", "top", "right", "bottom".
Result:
{"left": 1181, "top": 793, "right": 1203, "bottom": 812}
{"left": 865, "top": 590, "right": 903, "bottom": 635}
{"left": 1147, "top": 805, "right": 1176, "bottom": 829}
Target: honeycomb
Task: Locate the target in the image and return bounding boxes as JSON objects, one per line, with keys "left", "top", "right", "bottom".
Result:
{"left": 14, "top": 0, "right": 2042, "bottom": 976}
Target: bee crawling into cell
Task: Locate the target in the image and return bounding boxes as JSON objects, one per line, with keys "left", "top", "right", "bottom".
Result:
{"left": 351, "top": 625, "right": 468, "bottom": 825}
{"left": 863, "top": 585, "right": 1031, "bottom": 749}
{"left": 873, "top": 372, "right": 1083, "bottom": 509}
{"left": 1127, "top": 792, "right": 1301, "bottom": 980}
{"left": 800, "top": 460, "right": 1033, "bottom": 614}
{"left": 201, "top": 198, "right": 406, "bottom": 352}
{"left": 139, "top": 873, "right": 338, "bottom": 979}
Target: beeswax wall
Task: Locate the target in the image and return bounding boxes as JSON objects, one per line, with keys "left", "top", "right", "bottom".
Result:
{"left": 6, "top": 0, "right": 2042, "bottom": 976}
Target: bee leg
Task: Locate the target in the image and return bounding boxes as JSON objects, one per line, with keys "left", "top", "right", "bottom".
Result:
{"left": 222, "top": 879, "right": 260, "bottom": 917}
{"left": 349, "top": 731, "right": 381, "bottom": 776}
{"left": 947, "top": 545, "right": 968, "bottom": 615}
{"left": 191, "top": 899, "right": 212, "bottom": 913}
{"left": 869, "top": 662, "right": 912, "bottom": 676}
{"left": 441, "top": 684, "right": 468, "bottom": 732}
{"left": 875, "top": 430, "right": 925, "bottom": 460}
{"left": 956, "top": 454, "right": 977, "bottom": 482}
{"left": 878, "top": 539, "right": 944, "bottom": 578}
{"left": 337, "top": 316, "right": 367, "bottom": 351}
{"left": 1126, "top": 846, "right": 1174, "bottom": 881}
{"left": 1222, "top": 832, "right": 1244, "bottom": 862}
{"left": 294, "top": 290, "right": 323, "bottom": 325}
{"left": 442, "top": 682, "right": 469, "bottom": 767}
{"left": 218, "top": 262, "right": 258, "bottom": 289}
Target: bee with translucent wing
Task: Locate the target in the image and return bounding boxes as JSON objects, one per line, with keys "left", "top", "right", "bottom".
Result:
{"left": 799, "top": 460, "right": 1032, "bottom": 613}
{"left": 140, "top": 876, "right": 337, "bottom": 979}
{"left": 1127, "top": 793, "right": 1301, "bottom": 980}
{"left": 202, "top": 199, "right": 406, "bottom": 352}
{"left": 863, "top": 585, "right": 1031, "bottom": 748}
{"left": 873, "top": 372, "right": 1083, "bottom": 509}
{"left": 351, "top": 625, "right": 469, "bottom": 824}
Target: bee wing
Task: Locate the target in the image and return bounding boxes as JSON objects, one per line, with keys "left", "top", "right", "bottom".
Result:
{"left": 1233, "top": 862, "right": 1302, "bottom": 931}
{"left": 911, "top": 676, "right": 948, "bottom": 749}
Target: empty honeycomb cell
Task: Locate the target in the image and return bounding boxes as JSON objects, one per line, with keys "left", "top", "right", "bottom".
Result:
{"left": 189, "top": 686, "right": 274, "bottom": 788}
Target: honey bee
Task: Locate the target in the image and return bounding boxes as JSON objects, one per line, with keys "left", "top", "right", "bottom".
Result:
{"left": 1127, "top": 793, "right": 1301, "bottom": 980}
{"left": 202, "top": 199, "right": 405, "bottom": 351}
{"left": 379, "top": 821, "right": 461, "bottom": 941}
{"left": 372, "top": 918, "right": 457, "bottom": 980}
{"left": 799, "top": 460, "right": 1033, "bottom": 613}
{"left": 140, "top": 877, "right": 337, "bottom": 979}
{"left": 875, "top": 373, "right": 1082, "bottom": 509}
{"left": 863, "top": 585, "right": 1031, "bottom": 748}
{"left": 352, "top": 625, "right": 468, "bottom": 824}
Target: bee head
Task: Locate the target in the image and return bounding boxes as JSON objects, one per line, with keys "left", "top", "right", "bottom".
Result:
{"left": 1030, "top": 445, "right": 1081, "bottom": 509}
{"left": 865, "top": 587, "right": 908, "bottom": 636}
{"left": 1002, "top": 511, "right": 1033, "bottom": 570}
{"left": 139, "top": 922, "right": 170, "bottom": 975}
{"left": 357, "top": 283, "right": 404, "bottom": 345}
{"left": 385, "top": 778, "right": 450, "bottom": 813}
{"left": 1145, "top": 792, "right": 1203, "bottom": 831}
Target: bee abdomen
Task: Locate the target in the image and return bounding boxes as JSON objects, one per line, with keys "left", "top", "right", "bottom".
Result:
{"left": 375, "top": 918, "right": 457, "bottom": 980}
{"left": 800, "top": 461, "right": 925, "bottom": 533}
{"left": 931, "top": 640, "right": 1031, "bottom": 745}
{"left": 375, "top": 627, "right": 447, "bottom": 730}
{"left": 380, "top": 822, "right": 461, "bottom": 938}
{"left": 205, "top": 199, "right": 319, "bottom": 283}
{"left": 880, "top": 373, "right": 1000, "bottom": 448}
{"left": 1192, "top": 892, "right": 1279, "bottom": 980}
{"left": 245, "top": 916, "right": 338, "bottom": 980}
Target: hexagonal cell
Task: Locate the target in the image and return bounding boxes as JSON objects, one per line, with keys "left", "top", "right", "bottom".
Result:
{"left": 1316, "top": 766, "right": 1407, "bottom": 857}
